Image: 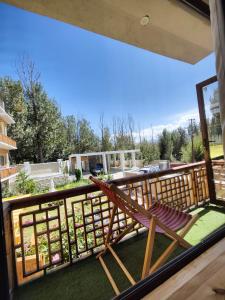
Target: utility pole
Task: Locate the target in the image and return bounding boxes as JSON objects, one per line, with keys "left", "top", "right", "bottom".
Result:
{"left": 189, "top": 118, "right": 195, "bottom": 163}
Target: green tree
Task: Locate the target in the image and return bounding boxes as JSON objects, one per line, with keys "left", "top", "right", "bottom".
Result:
{"left": 26, "top": 83, "right": 66, "bottom": 162}
{"left": 171, "top": 127, "right": 188, "bottom": 161}
{"left": 0, "top": 77, "right": 30, "bottom": 163}
{"left": 75, "top": 118, "right": 100, "bottom": 153}
{"left": 101, "top": 127, "right": 112, "bottom": 151}
{"left": 181, "top": 135, "right": 204, "bottom": 163}
{"left": 140, "top": 139, "right": 160, "bottom": 164}
{"left": 209, "top": 89, "right": 222, "bottom": 141}
{"left": 112, "top": 116, "right": 135, "bottom": 150}
{"left": 187, "top": 120, "right": 199, "bottom": 137}
{"left": 63, "top": 115, "right": 77, "bottom": 155}
{"left": 99, "top": 114, "right": 112, "bottom": 151}
{"left": 16, "top": 57, "right": 67, "bottom": 162}
{"left": 158, "top": 129, "right": 173, "bottom": 160}
{"left": 0, "top": 77, "right": 67, "bottom": 163}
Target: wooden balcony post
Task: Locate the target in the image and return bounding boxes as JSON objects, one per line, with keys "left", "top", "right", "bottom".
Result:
{"left": 0, "top": 189, "right": 11, "bottom": 299}
{"left": 191, "top": 169, "right": 198, "bottom": 206}
{"left": 3, "top": 202, "right": 16, "bottom": 296}
{"left": 196, "top": 78, "right": 217, "bottom": 202}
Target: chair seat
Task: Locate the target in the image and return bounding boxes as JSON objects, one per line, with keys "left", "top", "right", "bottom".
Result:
{"left": 133, "top": 203, "right": 192, "bottom": 233}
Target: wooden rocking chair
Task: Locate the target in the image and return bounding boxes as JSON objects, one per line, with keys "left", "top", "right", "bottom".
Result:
{"left": 90, "top": 176, "right": 198, "bottom": 295}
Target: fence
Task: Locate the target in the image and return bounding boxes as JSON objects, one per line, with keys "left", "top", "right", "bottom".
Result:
{"left": 16, "top": 161, "right": 65, "bottom": 177}
{"left": 29, "top": 162, "right": 60, "bottom": 176}
{"left": 3, "top": 161, "right": 209, "bottom": 288}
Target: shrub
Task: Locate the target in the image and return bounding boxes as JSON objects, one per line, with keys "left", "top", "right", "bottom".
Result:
{"left": 97, "top": 173, "right": 112, "bottom": 181}
{"left": 16, "top": 217, "right": 97, "bottom": 262}
{"left": 75, "top": 168, "right": 81, "bottom": 181}
{"left": 15, "top": 171, "right": 37, "bottom": 195}
{"left": 140, "top": 140, "right": 160, "bottom": 164}
{"left": 2, "top": 184, "right": 13, "bottom": 198}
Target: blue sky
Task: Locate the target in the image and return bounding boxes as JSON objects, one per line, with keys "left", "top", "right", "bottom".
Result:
{"left": 0, "top": 3, "right": 216, "bottom": 138}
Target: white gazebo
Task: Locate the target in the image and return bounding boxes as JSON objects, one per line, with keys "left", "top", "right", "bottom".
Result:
{"left": 69, "top": 149, "right": 140, "bottom": 175}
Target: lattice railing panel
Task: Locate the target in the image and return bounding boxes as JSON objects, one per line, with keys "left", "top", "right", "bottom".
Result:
{"left": 213, "top": 161, "right": 225, "bottom": 199}
{"left": 8, "top": 162, "right": 209, "bottom": 285}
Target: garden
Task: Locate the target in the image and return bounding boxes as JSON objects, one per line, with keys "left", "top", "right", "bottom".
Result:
{"left": 2, "top": 169, "right": 90, "bottom": 201}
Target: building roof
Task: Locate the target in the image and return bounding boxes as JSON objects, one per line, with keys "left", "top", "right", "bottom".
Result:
{"left": 69, "top": 149, "right": 140, "bottom": 158}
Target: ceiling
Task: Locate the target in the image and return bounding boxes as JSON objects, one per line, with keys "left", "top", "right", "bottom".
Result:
{"left": 3, "top": 0, "right": 213, "bottom": 64}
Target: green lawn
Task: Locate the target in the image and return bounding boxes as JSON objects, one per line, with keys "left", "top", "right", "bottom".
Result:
{"left": 56, "top": 178, "right": 90, "bottom": 191}
{"left": 14, "top": 204, "right": 225, "bottom": 300}
{"left": 210, "top": 144, "right": 223, "bottom": 158}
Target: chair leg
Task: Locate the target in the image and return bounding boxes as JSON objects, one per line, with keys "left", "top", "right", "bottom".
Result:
{"left": 141, "top": 217, "right": 156, "bottom": 279}
{"left": 149, "top": 239, "right": 179, "bottom": 274}
{"left": 99, "top": 255, "right": 120, "bottom": 295}
{"left": 97, "top": 215, "right": 137, "bottom": 294}
{"left": 111, "top": 220, "right": 137, "bottom": 246}
{"left": 96, "top": 204, "right": 117, "bottom": 259}
{"left": 105, "top": 204, "right": 117, "bottom": 245}
{"left": 149, "top": 214, "right": 199, "bottom": 274}
{"left": 108, "top": 245, "right": 136, "bottom": 285}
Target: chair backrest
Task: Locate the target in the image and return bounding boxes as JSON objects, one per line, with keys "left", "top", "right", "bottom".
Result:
{"left": 90, "top": 176, "right": 136, "bottom": 217}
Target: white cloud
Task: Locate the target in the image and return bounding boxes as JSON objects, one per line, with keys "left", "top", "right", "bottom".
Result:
{"left": 134, "top": 107, "right": 205, "bottom": 141}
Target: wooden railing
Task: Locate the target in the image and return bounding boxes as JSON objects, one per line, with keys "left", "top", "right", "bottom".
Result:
{"left": 0, "top": 166, "right": 17, "bottom": 179}
{"left": 212, "top": 160, "right": 225, "bottom": 199}
{"left": 3, "top": 162, "right": 209, "bottom": 288}
{"left": 0, "top": 134, "right": 16, "bottom": 148}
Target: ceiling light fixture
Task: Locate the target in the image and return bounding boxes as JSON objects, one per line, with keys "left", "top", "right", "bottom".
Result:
{"left": 140, "top": 15, "right": 150, "bottom": 26}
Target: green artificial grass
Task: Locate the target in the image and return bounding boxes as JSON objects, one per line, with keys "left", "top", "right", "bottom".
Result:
{"left": 186, "top": 205, "right": 225, "bottom": 245}
{"left": 210, "top": 144, "right": 223, "bottom": 158}
{"left": 14, "top": 205, "right": 225, "bottom": 300}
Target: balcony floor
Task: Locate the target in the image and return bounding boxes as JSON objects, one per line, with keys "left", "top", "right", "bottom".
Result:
{"left": 14, "top": 204, "right": 225, "bottom": 300}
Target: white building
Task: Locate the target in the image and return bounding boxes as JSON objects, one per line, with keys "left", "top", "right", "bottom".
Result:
{"left": 69, "top": 149, "right": 141, "bottom": 175}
